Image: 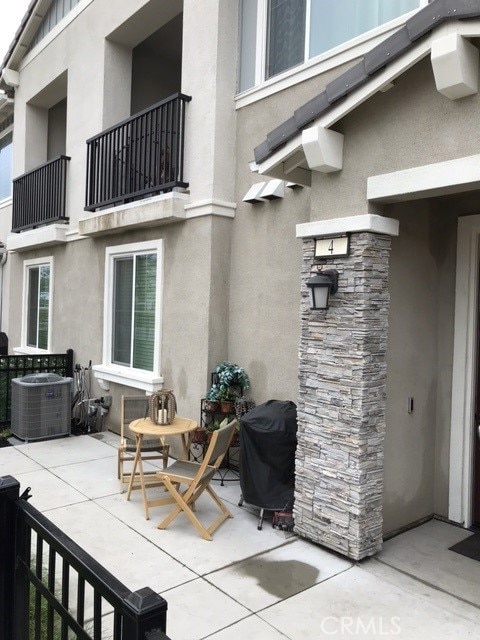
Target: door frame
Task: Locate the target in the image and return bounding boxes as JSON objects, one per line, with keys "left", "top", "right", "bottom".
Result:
{"left": 449, "top": 214, "right": 480, "bottom": 526}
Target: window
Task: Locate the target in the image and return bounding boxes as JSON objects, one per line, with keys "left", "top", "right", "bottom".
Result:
{"left": 112, "top": 252, "right": 157, "bottom": 371}
{"left": 94, "top": 240, "right": 164, "bottom": 393}
{"left": 22, "top": 258, "right": 53, "bottom": 352}
{"left": 0, "top": 131, "right": 12, "bottom": 202}
{"left": 239, "top": 0, "right": 426, "bottom": 92}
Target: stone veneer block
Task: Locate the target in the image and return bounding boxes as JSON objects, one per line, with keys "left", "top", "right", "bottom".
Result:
{"left": 294, "top": 232, "right": 392, "bottom": 560}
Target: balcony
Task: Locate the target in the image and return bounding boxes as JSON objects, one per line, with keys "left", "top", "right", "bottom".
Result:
{"left": 85, "top": 93, "right": 191, "bottom": 212}
{"left": 11, "top": 156, "right": 70, "bottom": 233}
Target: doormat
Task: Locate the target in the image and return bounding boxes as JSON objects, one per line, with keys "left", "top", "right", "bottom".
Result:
{"left": 449, "top": 534, "right": 480, "bottom": 562}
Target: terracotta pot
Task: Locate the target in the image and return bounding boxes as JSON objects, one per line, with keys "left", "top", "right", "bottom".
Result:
{"left": 191, "top": 428, "right": 208, "bottom": 444}
{"left": 220, "top": 401, "right": 234, "bottom": 414}
{"left": 204, "top": 400, "right": 220, "bottom": 413}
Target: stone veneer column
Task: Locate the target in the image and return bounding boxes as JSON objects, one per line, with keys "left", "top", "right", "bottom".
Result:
{"left": 294, "top": 216, "right": 398, "bottom": 561}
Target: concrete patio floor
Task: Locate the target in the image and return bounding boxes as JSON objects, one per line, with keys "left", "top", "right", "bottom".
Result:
{"left": 1, "top": 431, "right": 480, "bottom": 639}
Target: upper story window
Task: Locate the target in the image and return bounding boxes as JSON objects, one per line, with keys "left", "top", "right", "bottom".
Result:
{"left": 28, "top": 0, "right": 81, "bottom": 52}
{"left": 239, "top": 0, "right": 427, "bottom": 92}
{"left": 0, "top": 129, "right": 13, "bottom": 202}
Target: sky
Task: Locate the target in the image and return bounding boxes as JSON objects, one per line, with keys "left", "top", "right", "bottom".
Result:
{"left": 0, "top": 1, "right": 31, "bottom": 63}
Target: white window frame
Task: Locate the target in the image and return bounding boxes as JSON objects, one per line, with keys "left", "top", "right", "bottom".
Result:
{"left": 93, "top": 239, "right": 164, "bottom": 393}
{"left": 17, "top": 256, "right": 54, "bottom": 355}
{"left": 0, "top": 124, "right": 13, "bottom": 207}
{"left": 241, "top": 0, "right": 429, "bottom": 96}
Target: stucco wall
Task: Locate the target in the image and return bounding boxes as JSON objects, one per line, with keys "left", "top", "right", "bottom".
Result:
{"left": 7, "top": 214, "right": 223, "bottom": 432}
{"left": 232, "top": 64, "right": 356, "bottom": 404}
{"left": 383, "top": 203, "right": 457, "bottom": 534}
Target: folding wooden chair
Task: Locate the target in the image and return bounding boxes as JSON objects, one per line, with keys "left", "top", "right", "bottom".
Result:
{"left": 118, "top": 395, "right": 170, "bottom": 492}
{"left": 154, "top": 419, "right": 238, "bottom": 540}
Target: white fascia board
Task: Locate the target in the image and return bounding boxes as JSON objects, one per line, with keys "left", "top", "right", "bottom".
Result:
{"left": 255, "top": 31, "right": 435, "bottom": 181}
{"left": 296, "top": 214, "right": 399, "bottom": 239}
{"left": 368, "top": 154, "right": 480, "bottom": 203}
{"left": 255, "top": 21, "right": 480, "bottom": 182}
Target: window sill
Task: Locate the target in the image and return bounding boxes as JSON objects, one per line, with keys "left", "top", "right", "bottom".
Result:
{"left": 235, "top": 9, "right": 418, "bottom": 110}
{"left": 93, "top": 364, "right": 164, "bottom": 394}
{"left": 13, "top": 347, "right": 50, "bottom": 355}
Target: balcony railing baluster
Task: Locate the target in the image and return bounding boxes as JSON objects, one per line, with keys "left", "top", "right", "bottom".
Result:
{"left": 11, "top": 156, "right": 70, "bottom": 233}
{"left": 85, "top": 93, "right": 191, "bottom": 212}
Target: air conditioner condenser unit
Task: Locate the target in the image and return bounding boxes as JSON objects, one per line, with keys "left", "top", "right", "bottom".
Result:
{"left": 11, "top": 373, "right": 73, "bottom": 442}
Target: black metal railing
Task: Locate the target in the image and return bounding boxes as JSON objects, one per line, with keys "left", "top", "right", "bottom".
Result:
{"left": 85, "top": 93, "right": 191, "bottom": 212}
{"left": 0, "top": 476, "right": 171, "bottom": 640}
{"left": 12, "top": 156, "right": 70, "bottom": 232}
{"left": 0, "top": 349, "right": 73, "bottom": 425}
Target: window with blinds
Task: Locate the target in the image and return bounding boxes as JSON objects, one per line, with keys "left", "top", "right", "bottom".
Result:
{"left": 238, "top": 0, "right": 424, "bottom": 92}
{"left": 26, "top": 264, "right": 50, "bottom": 350}
{"left": 112, "top": 252, "right": 157, "bottom": 372}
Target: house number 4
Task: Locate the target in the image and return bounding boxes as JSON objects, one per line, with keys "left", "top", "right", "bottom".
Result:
{"left": 315, "top": 236, "right": 350, "bottom": 259}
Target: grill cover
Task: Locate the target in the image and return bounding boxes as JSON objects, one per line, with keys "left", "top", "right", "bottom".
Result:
{"left": 239, "top": 400, "right": 297, "bottom": 510}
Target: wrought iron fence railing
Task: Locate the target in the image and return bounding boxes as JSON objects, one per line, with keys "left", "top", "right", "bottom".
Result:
{"left": 85, "top": 93, "right": 191, "bottom": 211}
{"left": 0, "top": 476, "right": 171, "bottom": 640}
{"left": 12, "top": 156, "right": 70, "bottom": 233}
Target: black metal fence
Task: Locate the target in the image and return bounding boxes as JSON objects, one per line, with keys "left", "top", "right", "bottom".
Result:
{"left": 12, "top": 156, "right": 71, "bottom": 233}
{"left": 0, "top": 476, "right": 170, "bottom": 640}
{"left": 85, "top": 93, "right": 191, "bottom": 212}
{"left": 0, "top": 349, "right": 74, "bottom": 425}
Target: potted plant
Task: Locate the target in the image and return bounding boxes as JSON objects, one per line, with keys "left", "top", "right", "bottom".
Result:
{"left": 215, "top": 361, "right": 250, "bottom": 391}
{"left": 218, "top": 387, "right": 238, "bottom": 414}
{"left": 204, "top": 384, "right": 220, "bottom": 412}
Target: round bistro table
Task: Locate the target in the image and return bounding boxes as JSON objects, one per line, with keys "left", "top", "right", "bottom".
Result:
{"left": 126, "top": 416, "right": 198, "bottom": 519}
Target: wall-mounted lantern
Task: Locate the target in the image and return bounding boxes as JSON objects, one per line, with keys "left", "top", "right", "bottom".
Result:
{"left": 306, "top": 270, "right": 339, "bottom": 310}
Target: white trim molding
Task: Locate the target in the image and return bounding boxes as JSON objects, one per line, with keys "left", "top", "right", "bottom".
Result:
{"left": 20, "top": 255, "right": 54, "bottom": 353}
{"left": 79, "top": 192, "right": 188, "bottom": 236}
{"left": 184, "top": 199, "right": 237, "bottom": 219}
{"left": 431, "top": 33, "right": 479, "bottom": 100}
{"left": 7, "top": 224, "right": 69, "bottom": 252}
{"left": 368, "top": 154, "right": 480, "bottom": 203}
{"left": 448, "top": 214, "right": 480, "bottom": 526}
{"left": 296, "top": 214, "right": 399, "bottom": 239}
{"left": 93, "top": 364, "right": 164, "bottom": 394}
{"left": 96, "top": 239, "right": 164, "bottom": 394}
{"left": 302, "top": 126, "right": 344, "bottom": 173}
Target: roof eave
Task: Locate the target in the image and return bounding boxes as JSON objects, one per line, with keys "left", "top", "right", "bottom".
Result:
{"left": 256, "top": 17, "right": 480, "bottom": 180}
{"left": 0, "top": 0, "right": 53, "bottom": 76}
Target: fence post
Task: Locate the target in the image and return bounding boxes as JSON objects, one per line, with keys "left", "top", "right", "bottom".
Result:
{"left": 0, "top": 476, "right": 20, "bottom": 640}
{"left": 65, "top": 349, "right": 74, "bottom": 378}
{"left": 122, "top": 587, "right": 169, "bottom": 640}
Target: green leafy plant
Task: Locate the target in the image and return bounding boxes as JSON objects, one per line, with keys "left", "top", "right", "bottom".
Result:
{"left": 217, "top": 387, "right": 238, "bottom": 402}
{"left": 207, "top": 417, "right": 229, "bottom": 433}
{"left": 215, "top": 361, "right": 250, "bottom": 391}
{"left": 206, "top": 361, "right": 250, "bottom": 402}
{"left": 206, "top": 384, "right": 221, "bottom": 401}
